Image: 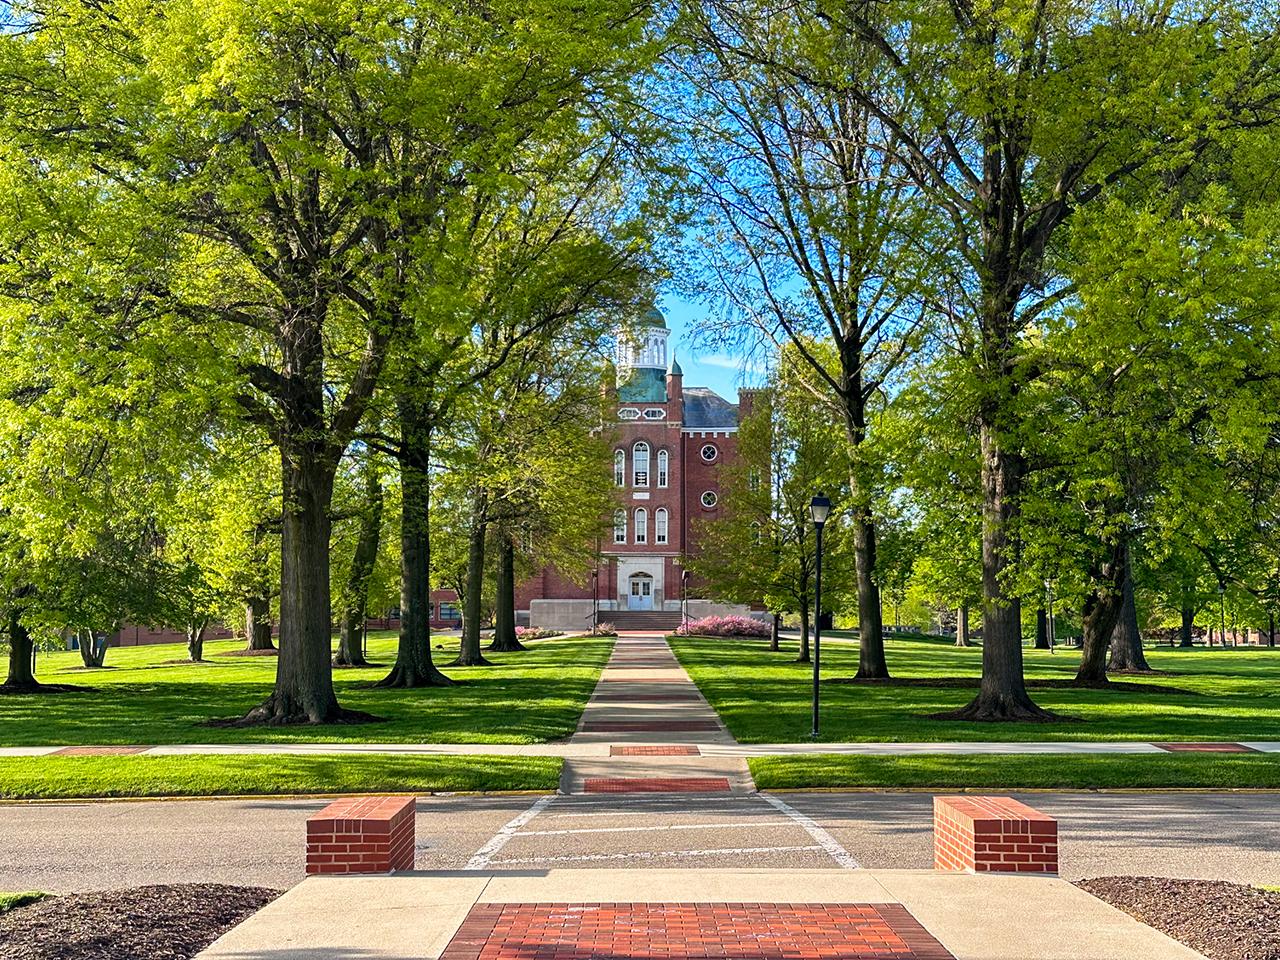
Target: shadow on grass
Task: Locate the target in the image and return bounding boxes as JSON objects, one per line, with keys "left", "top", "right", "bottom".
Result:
{"left": 827, "top": 676, "right": 1200, "bottom": 696}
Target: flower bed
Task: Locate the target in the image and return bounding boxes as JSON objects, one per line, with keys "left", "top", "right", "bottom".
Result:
{"left": 673, "top": 615, "right": 771, "bottom": 639}
{"left": 514, "top": 627, "right": 563, "bottom": 641}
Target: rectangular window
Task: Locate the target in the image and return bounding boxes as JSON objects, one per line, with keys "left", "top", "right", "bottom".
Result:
{"left": 438, "top": 603, "right": 460, "bottom": 621}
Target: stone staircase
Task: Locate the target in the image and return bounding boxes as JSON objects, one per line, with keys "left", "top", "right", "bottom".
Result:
{"left": 606, "top": 610, "right": 685, "bottom": 632}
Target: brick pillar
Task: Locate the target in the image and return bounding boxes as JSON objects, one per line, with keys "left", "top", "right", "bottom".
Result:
{"left": 933, "top": 796, "right": 1058, "bottom": 874}
{"left": 306, "top": 796, "right": 416, "bottom": 875}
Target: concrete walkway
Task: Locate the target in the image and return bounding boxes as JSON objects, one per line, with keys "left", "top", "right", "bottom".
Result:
{"left": 196, "top": 868, "right": 1207, "bottom": 960}
{"left": 560, "top": 635, "right": 754, "bottom": 793}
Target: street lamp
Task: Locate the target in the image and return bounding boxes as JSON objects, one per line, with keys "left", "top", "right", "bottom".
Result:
{"left": 809, "top": 494, "right": 832, "bottom": 739}
{"left": 591, "top": 568, "right": 599, "bottom": 634}
{"left": 681, "top": 568, "right": 690, "bottom": 626}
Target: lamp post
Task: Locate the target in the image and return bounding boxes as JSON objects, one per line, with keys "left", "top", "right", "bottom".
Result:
{"left": 681, "top": 569, "right": 690, "bottom": 627}
{"left": 591, "top": 568, "right": 599, "bottom": 634}
{"left": 809, "top": 494, "right": 832, "bottom": 739}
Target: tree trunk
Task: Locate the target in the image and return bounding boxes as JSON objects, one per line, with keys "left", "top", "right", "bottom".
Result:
{"left": 1076, "top": 541, "right": 1128, "bottom": 684}
{"left": 940, "top": 425, "right": 1054, "bottom": 720}
{"left": 378, "top": 400, "right": 453, "bottom": 688}
{"left": 796, "top": 605, "right": 811, "bottom": 664}
{"left": 77, "top": 627, "right": 109, "bottom": 668}
{"left": 335, "top": 464, "right": 383, "bottom": 667}
{"left": 240, "top": 448, "right": 356, "bottom": 725}
{"left": 452, "top": 493, "right": 492, "bottom": 666}
{"left": 244, "top": 594, "right": 276, "bottom": 651}
{"left": 1108, "top": 547, "right": 1151, "bottom": 671}
{"left": 1034, "top": 607, "right": 1049, "bottom": 649}
{"left": 770, "top": 612, "right": 780, "bottom": 652}
{"left": 488, "top": 534, "right": 524, "bottom": 652}
{"left": 956, "top": 604, "right": 970, "bottom": 647}
{"left": 1179, "top": 605, "right": 1195, "bottom": 647}
{"left": 3, "top": 609, "right": 37, "bottom": 690}
{"left": 186, "top": 622, "right": 207, "bottom": 663}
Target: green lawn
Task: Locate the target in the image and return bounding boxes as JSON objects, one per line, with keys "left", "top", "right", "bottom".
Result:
{"left": 749, "top": 753, "right": 1280, "bottom": 790}
{"left": 0, "top": 754, "right": 561, "bottom": 799}
{"left": 0, "top": 892, "right": 47, "bottom": 913}
{"left": 670, "top": 633, "right": 1280, "bottom": 742}
{"left": 2, "top": 633, "right": 612, "bottom": 745}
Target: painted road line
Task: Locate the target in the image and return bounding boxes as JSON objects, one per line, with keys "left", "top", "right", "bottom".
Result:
{"left": 760, "top": 793, "right": 860, "bottom": 870}
{"left": 491, "top": 845, "right": 825, "bottom": 866}
{"left": 464, "top": 794, "right": 556, "bottom": 870}
{"left": 514, "top": 821, "right": 785, "bottom": 837}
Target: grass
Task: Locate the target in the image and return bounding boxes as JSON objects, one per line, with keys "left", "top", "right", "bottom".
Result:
{"left": 2, "top": 632, "right": 612, "bottom": 745}
{"left": 748, "top": 753, "right": 1280, "bottom": 790}
{"left": 670, "top": 632, "right": 1280, "bottom": 743}
{"left": 0, "top": 754, "right": 562, "bottom": 799}
{"left": 0, "top": 891, "right": 47, "bottom": 913}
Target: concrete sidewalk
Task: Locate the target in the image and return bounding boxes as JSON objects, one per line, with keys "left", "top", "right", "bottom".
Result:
{"left": 196, "top": 868, "right": 1206, "bottom": 960}
{"left": 5, "top": 740, "right": 1274, "bottom": 758}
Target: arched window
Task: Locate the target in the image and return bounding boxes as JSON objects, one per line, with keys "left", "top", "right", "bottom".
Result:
{"left": 632, "top": 441, "right": 650, "bottom": 487}
{"left": 614, "top": 450, "right": 625, "bottom": 487}
{"left": 635, "top": 508, "right": 648, "bottom": 544}
{"left": 613, "top": 509, "right": 627, "bottom": 544}
{"left": 657, "top": 450, "right": 669, "bottom": 488}
{"left": 655, "top": 508, "right": 669, "bottom": 545}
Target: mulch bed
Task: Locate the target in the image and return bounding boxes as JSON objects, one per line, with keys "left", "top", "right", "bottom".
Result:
{"left": 0, "top": 884, "right": 280, "bottom": 960}
{"left": 1077, "top": 876, "right": 1280, "bottom": 960}
{"left": 217, "top": 647, "right": 278, "bottom": 657}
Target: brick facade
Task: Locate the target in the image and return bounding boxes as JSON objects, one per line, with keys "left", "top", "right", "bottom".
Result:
{"left": 933, "top": 796, "right": 1058, "bottom": 874}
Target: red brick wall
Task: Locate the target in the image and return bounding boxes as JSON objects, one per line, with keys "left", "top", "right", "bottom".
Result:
{"left": 933, "top": 796, "right": 1058, "bottom": 874}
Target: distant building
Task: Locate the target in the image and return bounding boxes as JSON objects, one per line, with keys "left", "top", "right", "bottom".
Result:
{"left": 516, "top": 307, "right": 758, "bottom": 630}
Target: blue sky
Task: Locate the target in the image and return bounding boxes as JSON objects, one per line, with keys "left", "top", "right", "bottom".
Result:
{"left": 656, "top": 292, "right": 766, "bottom": 401}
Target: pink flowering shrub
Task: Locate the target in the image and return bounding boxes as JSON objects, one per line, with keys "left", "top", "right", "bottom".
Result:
{"left": 674, "top": 615, "right": 771, "bottom": 639}
{"left": 515, "top": 626, "right": 562, "bottom": 640}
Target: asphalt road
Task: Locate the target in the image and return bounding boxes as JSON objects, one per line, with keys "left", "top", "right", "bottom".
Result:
{"left": 2, "top": 790, "right": 1276, "bottom": 892}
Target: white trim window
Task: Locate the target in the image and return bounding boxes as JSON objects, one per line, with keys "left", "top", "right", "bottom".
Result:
{"left": 614, "top": 450, "right": 625, "bottom": 487}
{"left": 655, "top": 508, "right": 669, "bottom": 545}
{"left": 700, "top": 443, "right": 718, "bottom": 462}
{"left": 700, "top": 490, "right": 718, "bottom": 509}
{"left": 657, "top": 449, "right": 669, "bottom": 488}
{"left": 632, "top": 441, "right": 650, "bottom": 487}
{"left": 613, "top": 509, "right": 627, "bottom": 544}
{"left": 635, "top": 507, "right": 648, "bottom": 544}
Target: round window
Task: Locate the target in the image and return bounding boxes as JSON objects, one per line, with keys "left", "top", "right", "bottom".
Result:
{"left": 700, "top": 490, "right": 718, "bottom": 509}
{"left": 700, "top": 444, "right": 718, "bottom": 462}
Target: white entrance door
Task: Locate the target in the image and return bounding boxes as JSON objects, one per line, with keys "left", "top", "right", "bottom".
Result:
{"left": 628, "top": 574, "right": 654, "bottom": 610}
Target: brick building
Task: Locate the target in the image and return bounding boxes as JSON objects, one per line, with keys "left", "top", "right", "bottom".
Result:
{"left": 517, "top": 308, "right": 757, "bottom": 630}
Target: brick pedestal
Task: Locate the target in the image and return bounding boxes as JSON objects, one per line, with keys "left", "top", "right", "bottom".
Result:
{"left": 306, "top": 796, "right": 415, "bottom": 875}
{"left": 933, "top": 796, "right": 1057, "bottom": 874}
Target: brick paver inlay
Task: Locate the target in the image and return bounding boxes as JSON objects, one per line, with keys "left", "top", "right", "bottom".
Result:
{"left": 610, "top": 746, "right": 701, "bottom": 756}
{"left": 1153, "top": 742, "right": 1258, "bottom": 753}
{"left": 583, "top": 777, "right": 732, "bottom": 793}
{"left": 53, "top": 745, "right": 150, "bottom": 756}
{"left": 439, "top": 903, "right": 956, "bottom": 960}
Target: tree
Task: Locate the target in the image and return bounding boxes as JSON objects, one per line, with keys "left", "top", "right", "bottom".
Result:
{"left": 686, "top": 354, "right": 853, "bottom": 663}
{"left": 676, "top": 0, "right": 942, "bottom": 678}
{"left": 764, "top": 0, "right": 1280, "bottom": 719}
{"left": 332, "top": 454, "right": 385, "bottom": 667}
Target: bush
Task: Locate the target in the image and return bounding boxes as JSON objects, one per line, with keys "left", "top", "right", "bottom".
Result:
{"left": 673, "top": 615, "right": 771, "bottom": 639}
{"left": 591, "top": 623, "right": 618, "bottom": 636}
{"left": 514, "top": 626, "right": 563, "bottom": 641}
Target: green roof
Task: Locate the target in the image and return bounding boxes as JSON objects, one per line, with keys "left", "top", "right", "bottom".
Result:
{"left": 617, "top": 367, "right": 668, "bottom": 403}
{"left": 638, "top": 306, "right": 666, "bottom": 329}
